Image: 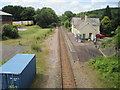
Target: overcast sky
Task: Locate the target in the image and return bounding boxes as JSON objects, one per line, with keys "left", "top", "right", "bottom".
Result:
{"left": 0, "top": 0, "right": 119, "bottom": 15}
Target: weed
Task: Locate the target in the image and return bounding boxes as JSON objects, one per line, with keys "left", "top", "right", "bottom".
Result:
{"left": 31, "top": 44, "right": 42, "bottom": 52}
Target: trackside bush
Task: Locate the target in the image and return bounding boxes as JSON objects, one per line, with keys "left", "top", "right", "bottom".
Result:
{"left": 2, "top": 24, "right": 19, "bottom": 39}
{"left": 88, "top": 54, "right": 119, "bottom": 88}
{"left": 31, "top": 44, "right": 42, "bottom": 52}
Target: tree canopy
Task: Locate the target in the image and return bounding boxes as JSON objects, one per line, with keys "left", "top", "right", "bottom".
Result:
{"left": 114, "top": 26, "right": 120, "bottom": 51}
{"left": 100, "top": 16, "right": 113, "bottom": 36}
{"left": 20, "top": 7, "right": 35, "bottom": 20}
{"left": 102, "top": 5, "right": 112, "bottom": 20}
{"left": 34, "top": 7, "right": 59, "bottom": 28}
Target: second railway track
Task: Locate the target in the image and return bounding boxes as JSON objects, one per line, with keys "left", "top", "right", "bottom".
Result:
{"left": 58, "top": 27, "right": 77, "bottom": 89}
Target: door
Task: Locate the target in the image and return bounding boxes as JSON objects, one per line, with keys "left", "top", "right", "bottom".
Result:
{"left": 89, "top": 33, "right": 92, "bottom": 39}
{"left": 7, "top": 74, "right": 15, "bottom": 88}
{"left": 1, "top": 74, "right": 8, "bottom": 89}
{"left": 7, "top": 74, "right": 20, "bottom": 88}
{"left": 83, "top": 34, "right": 86, "bottom": 40}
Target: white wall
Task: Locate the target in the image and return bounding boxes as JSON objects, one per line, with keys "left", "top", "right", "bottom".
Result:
{"left": 78, "top": 24, "right": 99, "bottom": 39}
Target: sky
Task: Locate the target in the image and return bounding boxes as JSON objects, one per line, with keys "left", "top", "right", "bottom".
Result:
{"left": 0, "top": 0, "right": 119, "bottom": 15}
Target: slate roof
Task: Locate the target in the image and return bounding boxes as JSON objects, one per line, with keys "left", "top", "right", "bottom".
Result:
{"left": 0, "top": 11, "right": 12, "bottom": 16}
{"left": 72, "top": 17, "right": 100, "bottom": 30}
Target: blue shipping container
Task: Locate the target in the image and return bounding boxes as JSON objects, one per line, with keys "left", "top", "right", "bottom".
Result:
{"left": 0, "top": 54, "right": 36, "bottom": 89}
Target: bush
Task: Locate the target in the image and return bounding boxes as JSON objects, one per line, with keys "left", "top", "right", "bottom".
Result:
{"left": 101, "top": 38, "right": 113, "bottom": 48}
{"left": 31, "top": 44, "right": 42, "bottom": 52}
{"left": 2, "top": 24, "right": 13, "bottom": 37}
{"left": 2, "top": 24, "right": 19, "bottom": 39}
{"left": 88, "top": 54, "right": 119, "bottom": 88}
{"left": 11, "top": 27, "right": 19, "bottom": 38}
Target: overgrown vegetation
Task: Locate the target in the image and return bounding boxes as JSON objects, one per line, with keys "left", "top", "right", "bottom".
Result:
{"left": 22, "top": 48, "right": 49, "bottom": 88}
{"left": 31, "top": 43, "right": 42, "bottom": 52}
{"left": 87, "top": 54, "right": 119, "bottom": 88}
{"left": 2, "top": 24, "right": 19, "bottom": 40}
{"left": 101, "top": 38, "right": 113, "bottom": 48}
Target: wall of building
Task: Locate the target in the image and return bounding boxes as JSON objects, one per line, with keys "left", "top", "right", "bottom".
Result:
{"left": 78, "top": 24, "right": 99, "bottom": 39}
{"left": 0, "top": 15, "right": 13, "bottom": 27}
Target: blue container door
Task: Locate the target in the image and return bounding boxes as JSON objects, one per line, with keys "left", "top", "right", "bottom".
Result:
{"left": 6, "top": 74, "right": 20, "bottom": 88}
{"left": 2, "top": 74, "right": 8, "bottom": 89}
{"left": 6, "top": 74, "right": 15, "bottom": 88}
{"left": 13, "top": 75, "right": 20, "bottom": 88}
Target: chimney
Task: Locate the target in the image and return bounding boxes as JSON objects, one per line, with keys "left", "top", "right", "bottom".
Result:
{"left": 85, "top": 15, "right": 87, "bottom": 22}
{"left": 80, "top": 13, "right": 85, "bottom": 20}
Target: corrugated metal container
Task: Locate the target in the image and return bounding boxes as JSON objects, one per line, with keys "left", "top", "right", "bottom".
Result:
{"left": 0, "top": 54, "right": 36, "bottom": 89}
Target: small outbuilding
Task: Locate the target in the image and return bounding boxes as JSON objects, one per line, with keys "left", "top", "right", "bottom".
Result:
{"left": 0, "top": 11, "right": 13, "bottom": 27}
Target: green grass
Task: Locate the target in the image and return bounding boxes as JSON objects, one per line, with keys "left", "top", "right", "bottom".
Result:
{"left": 2, "top": 25, "right": 55, "bottom": 45}
{"left": 87, "top": 54, "right": 120, "bottom": 88}
{"left": 22, "top": 47, "right": 49, "bottom": 88}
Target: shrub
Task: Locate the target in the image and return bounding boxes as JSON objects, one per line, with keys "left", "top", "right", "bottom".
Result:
{"left": 101, "top": 38, "right": 113, "bottom": 48}
{"left": 31, "top": 44, "right": 42, "bottom": 52}
{"left": 2, "top": 24, "right": 13, "bottom": 37}
{"left": 11, "top": 27, "right": 19, "bottom": 38}
{"left": 36, "top": 36, "right": 41, "bottom": 40}
{"left": 88, "top": 54, "right": 119, "bottom": 87}
{"left": 2, "top": 24, "right": 19, "bottom": 39}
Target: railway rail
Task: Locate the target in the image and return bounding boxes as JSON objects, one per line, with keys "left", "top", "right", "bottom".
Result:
{"left": 58, "top": 27, "right": 77, "bottom": 89}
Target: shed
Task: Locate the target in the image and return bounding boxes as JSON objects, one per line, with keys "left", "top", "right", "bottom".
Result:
{"left": 0, "top": 54, "right": 36, "bottom": 89}
{"left": 0, "top": 11, "right": 13, "bottom": 27}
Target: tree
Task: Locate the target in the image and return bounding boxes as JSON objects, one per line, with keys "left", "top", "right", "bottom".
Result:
{"left": 34, "top": 7, "right": 59, "bottom": 28}
{"left": 2, "top": 5, "right": 24, "bottom": 21}
{"left": 114, "top": 26, "right": 120, "bottom": 51}
{"left": 59, "top": 15, "right": 68, "bottom": 22}
{"left": 20, "top": 7, "right": 35, "bottom": 20}
{"left": 102, "top": 5, "right": 112, "bottom": 19}
{"left": 111, "top": 8, "right": 120, "bottom": 31}
{"left": 64, "top": 11, "right": 75, "bottom": 21}
{"left": 101, "top": 16, "right": 113, "bottom": 36}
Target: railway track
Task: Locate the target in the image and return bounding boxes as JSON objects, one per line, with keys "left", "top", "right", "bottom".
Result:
{"left": 58, "top": 27, "right": 77, "bottom": 89}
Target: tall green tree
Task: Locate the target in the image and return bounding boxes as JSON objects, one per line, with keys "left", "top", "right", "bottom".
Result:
{"left": 112, "top": 8, "right": 120, "bottom": 31}
{"left": 102, "top": 5, "right": 112, "bottom": 19}
{"left": 34, "top": 7, "right": 59, "bottom": 28}
{"left": 2, "top": 5, "right": 24, "bottom": 21}
{"left": 20, "top": 7, "right": 35, "bottom": 20}
{"left": 64, "top": 11, "right": 75, "bottom": 21}
{"left": 114, "top": 26, "right": 120, "bottom": 51}
{"left": 101, "top": 16, "right": 113, "bottom": 36}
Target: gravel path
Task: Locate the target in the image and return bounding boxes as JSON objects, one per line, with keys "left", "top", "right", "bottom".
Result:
{"left": 40, "top": 28, "right": 61, "bottom": 88}
{"left": 1, "top": 45, "right": 28, "bottom": 61}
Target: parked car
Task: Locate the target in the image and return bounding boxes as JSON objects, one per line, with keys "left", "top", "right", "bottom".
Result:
{"left": 96, "top": 34, "right": 105, "bottom": 38}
